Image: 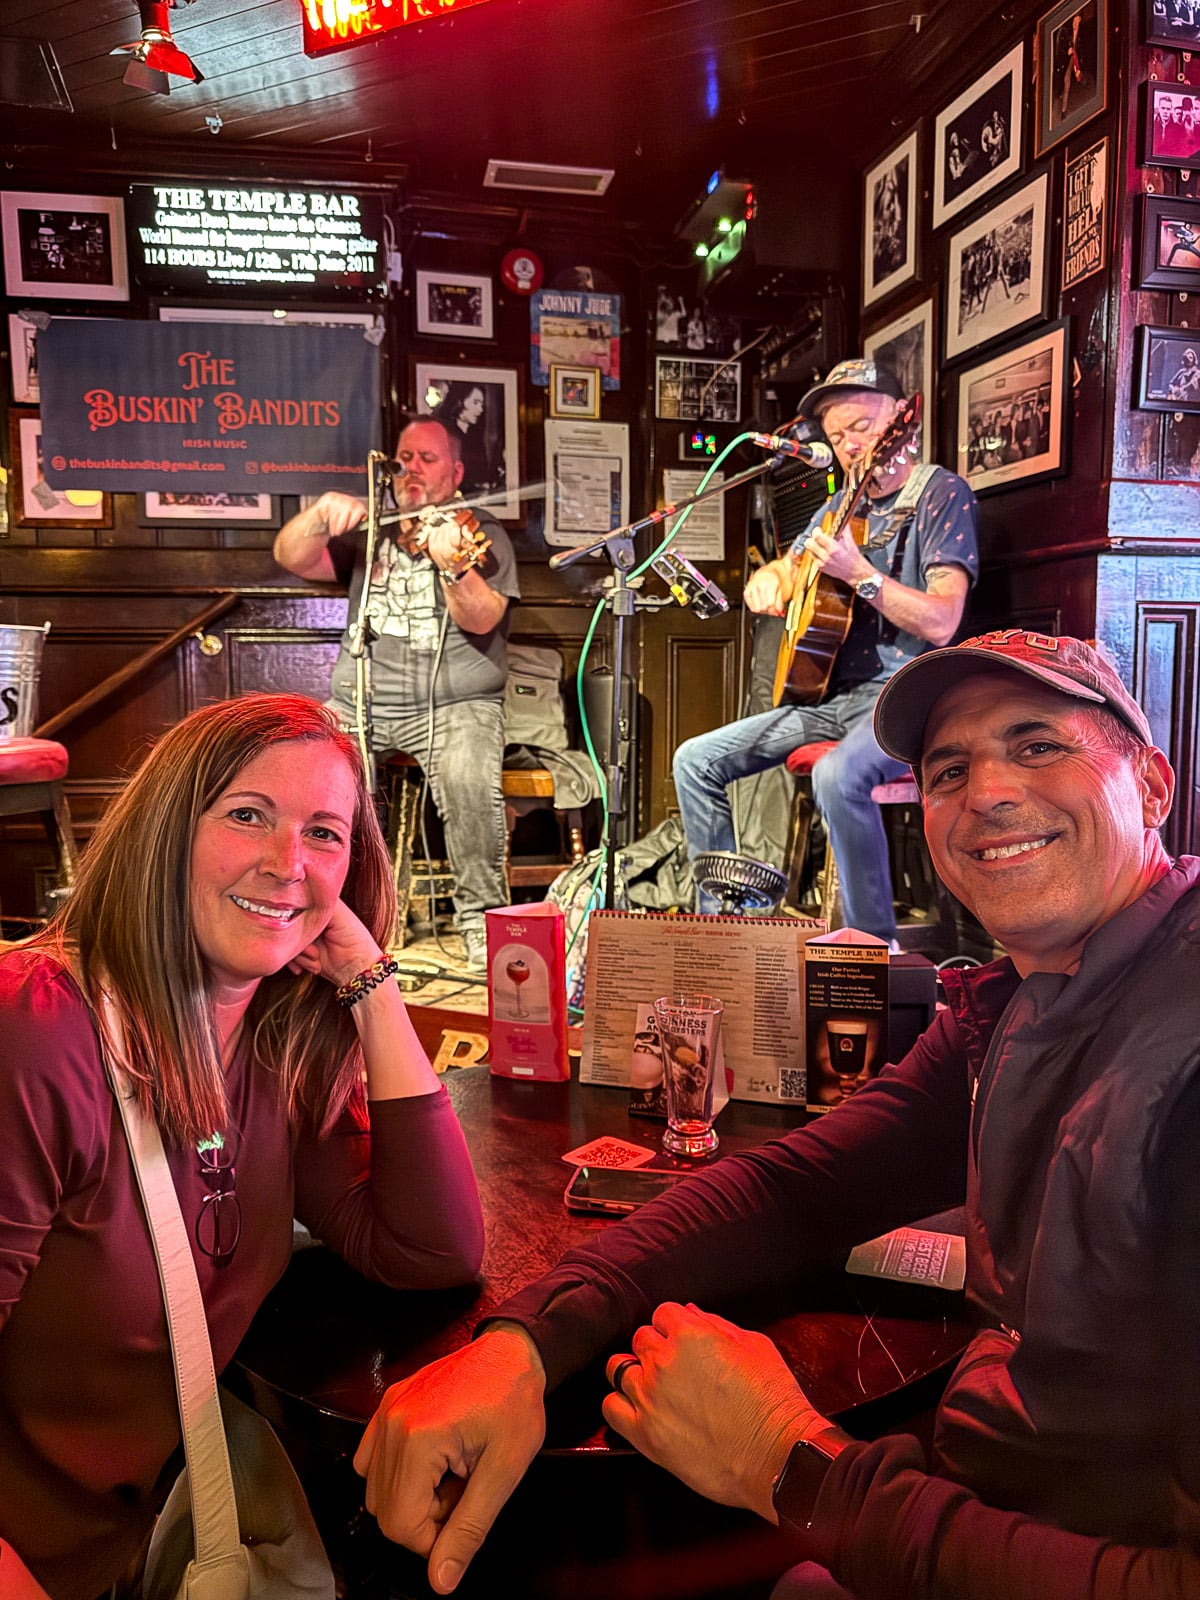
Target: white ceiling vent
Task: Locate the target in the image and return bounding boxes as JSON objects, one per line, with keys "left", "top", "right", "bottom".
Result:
{"left": 483, "top": 159, "right": 614, "bottom": 197}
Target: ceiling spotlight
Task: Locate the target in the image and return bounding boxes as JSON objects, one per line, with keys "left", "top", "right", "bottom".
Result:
{"left": 111, "top": 1, "right": 203, "bottom": 95}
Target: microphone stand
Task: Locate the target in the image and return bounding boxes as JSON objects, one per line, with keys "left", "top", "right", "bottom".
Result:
{"left": 347, "top": 449, "right": 395, "bottom": 792}
{"left": 548, "top": 457, "right": 776, "bottom": 910}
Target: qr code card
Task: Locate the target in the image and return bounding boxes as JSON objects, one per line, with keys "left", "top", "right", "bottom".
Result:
{"left": 560, "top": 1136, "right": 657, "bottom": 1169}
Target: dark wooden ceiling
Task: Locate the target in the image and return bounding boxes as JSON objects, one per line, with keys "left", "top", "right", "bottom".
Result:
{"left": 2, "top": 0, "right": 972, "bottom": 236}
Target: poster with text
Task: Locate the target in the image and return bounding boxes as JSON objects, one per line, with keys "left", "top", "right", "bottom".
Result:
{"left": 530, "top": 289, "right": 621, "bottom": 389}
{"left": 543, "top": 418, "right": 629, "bottom": 547}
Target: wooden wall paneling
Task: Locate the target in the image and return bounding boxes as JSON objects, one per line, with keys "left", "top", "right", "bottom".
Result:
{"left": 1097, "top": 551, "right": 1200, "bottom": 856}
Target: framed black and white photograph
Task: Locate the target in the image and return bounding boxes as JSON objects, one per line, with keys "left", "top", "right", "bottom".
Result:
{"left": 956, "top": 319, "right": 1069, "bottom": 494}
{"left": 8, "top": 313, "right": 44, "bottom": 404}
{"left": 549, "top": 364, "right": 601, "bottom": 419}
{"left": 1136, "top": 193, "right": 1200, "bottom": 291}
{"left": 413, "top": 360, "right": 520, "bottom": 519}
{"left": 1, "top": 191, "right": 128, "bottom": 302}
{"left": 863, "top": 296, "right": 935, "bottom": 463}
{"left": 933, "top": 43, "right": 1024, "bottom": 229}
{"left": 8, "top": 410, "right": 111, "bottom": 527}
{"left": 1134, "top": 323, "right": 1200, "bottom": 411}
{"left": 1063, "top": 138, "right": 1109, "bottom": 290}
{"left": 1036, "top": 0, "right": 1107, "bottom": 156}
{"left": 1144, "top": 0, "right": 1200, "bottom": 47}
{"left": 414, "top": 270, "right": 494, "bottom": 340}
{"left": 655, "top": 356, "right": 742, "bottom": 422}
{"left": 945, "top": 172, "right": 1048, "bottom": 362}
{"left": 863, "top": 129, "right": 920, "bottom": 308}
{"left": 137, "top": 491, "right": 280, "bottom": 527}
{"left": 653, "top": 287, "right": 742, "bottom": 355}
{"left": 1142, "top": 83, "right": 1200, "bottom": 169}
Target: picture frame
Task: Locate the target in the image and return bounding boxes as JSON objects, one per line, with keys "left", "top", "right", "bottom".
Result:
{"left": 1136, "top": 192, "right": 1200, "bottom": 291}
{"left": 933, "top": 43, "right": 1024, "bottom": 229}
{"left": 414, "top": 270, "right": 494, "bottom": 340}
{"left": 956, "top": 319, "right": 1070, "bottom": 494}
{"left": 944, "top": 172, "right": 1049, "bottom": 363}
{"left": 8, "top": 313, "right": 43, "bottom": 404}
{"left": 1, "top": 191, "right": 128, "bottom": 302}
{"left": 137, "top": 491, "right": 280, "bottom": 527}
{"left": 654, "top": 356, "right": 742, "bottom": 422}
{"left": 862, "top": 295, "right": 935, "bottom": 464}
{"left": 1144, "top": 0, "right": 1200, "bottom": 48}
{"left": 1134, "top": 323, "right": 1200, "bottom": 412}
{"left": 8, "top": 410, "right": 112, "bottom": 527}
{"left": 863, "top": 128, "right": 920, "bottom": 309}
{"left": 1062, "top": 137, "right": 1109, "bottom": 290}
{"left": 1035, "top": 0, "right": 1108, "bottom": 157}
{"left": 412, "top": 360, "right": 521, "bottom": 520}
{"left": 548, "top": 364, "right": 601, "bottom": 419}
{"left": 1142, "top": 82, "right": 1200, "bottom": 169}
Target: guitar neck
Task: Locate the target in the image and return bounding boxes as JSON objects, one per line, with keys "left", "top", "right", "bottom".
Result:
{"left": 785, "top": 459, "right": 872, "bottom": 559}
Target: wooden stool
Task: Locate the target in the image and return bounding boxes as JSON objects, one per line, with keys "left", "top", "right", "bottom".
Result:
{"left": 0, "top": 737, "right": 79, "bottom": 919}
{"left": 869, "top": 773, "right": 959, "bottom": 957}
{"left": 783, "top": 740, "right": 841, "bottom": 927}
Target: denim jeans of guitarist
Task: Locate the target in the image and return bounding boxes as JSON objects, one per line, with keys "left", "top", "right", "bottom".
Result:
{"left": 672, "top": 677, "right": 907, "bottom": 940}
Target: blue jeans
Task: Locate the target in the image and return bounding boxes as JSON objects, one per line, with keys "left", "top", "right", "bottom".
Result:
{"left": 672, "top": 679, "right": 907, "bottom": 939}
{"left": 332, "top": 696, "right": 509, "bottom": 933}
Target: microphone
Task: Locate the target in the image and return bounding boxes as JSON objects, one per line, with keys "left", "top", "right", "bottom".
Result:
{"left": 368, "top": 450, "right": 407, "bottom": 478}
{"left": 748, "top": 433, "right": 834, "bottom": 468}
{"left": 650, "top": 551, "right": 730, "bottom": 620}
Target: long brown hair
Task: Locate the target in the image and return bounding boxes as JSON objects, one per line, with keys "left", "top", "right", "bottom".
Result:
{"left": 33, "top": 694, "right": 394, "bottom": 1146}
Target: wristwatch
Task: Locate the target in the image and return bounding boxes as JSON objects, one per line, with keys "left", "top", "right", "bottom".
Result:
{"left": 770, "top": 1424, "right": 847, "bottom": 1530}
{"left": 852, "top": 571, "right": 883, "bottom": 603}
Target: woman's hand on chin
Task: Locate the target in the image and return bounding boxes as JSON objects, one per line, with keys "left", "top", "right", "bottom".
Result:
{"left": 288, "top": 899, "right": 382, "bottom": 988}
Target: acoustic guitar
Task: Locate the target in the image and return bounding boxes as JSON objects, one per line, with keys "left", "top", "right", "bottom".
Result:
{"left": 771, "top": 394, "right": 922, "bottom": 708}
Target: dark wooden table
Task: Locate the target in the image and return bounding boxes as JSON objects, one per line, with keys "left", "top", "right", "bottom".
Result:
{"left": 232, "top": 1007, "right": 971, "bottom": 1600}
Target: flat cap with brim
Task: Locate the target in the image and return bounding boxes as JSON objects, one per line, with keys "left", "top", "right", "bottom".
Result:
{"left": 874, "top": 630, "right": 1154, "bottom": 770}
{"left": 796, "top": 357, "right": 906, "bottom": 425}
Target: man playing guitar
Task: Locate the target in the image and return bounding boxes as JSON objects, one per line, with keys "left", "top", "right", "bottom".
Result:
{"left": 274, "top": 416, "right": 520, "bottom": 972}
{"left": 673, "top": 358, "right": 979, "bottom": 943}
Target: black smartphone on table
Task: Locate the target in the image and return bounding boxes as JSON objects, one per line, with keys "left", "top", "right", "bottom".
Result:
{"left": 563, "top": 1165, "right": 685, "bottom": 1215}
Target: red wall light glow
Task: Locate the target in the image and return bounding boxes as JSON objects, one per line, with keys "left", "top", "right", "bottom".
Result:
{"left": 302, "top": 0, "right": 494, "bottom": 53}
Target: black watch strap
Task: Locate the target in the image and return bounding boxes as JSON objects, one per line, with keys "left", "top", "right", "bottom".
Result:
{"left": 771, "top": 1425, "right": 848, "bottom": 1531}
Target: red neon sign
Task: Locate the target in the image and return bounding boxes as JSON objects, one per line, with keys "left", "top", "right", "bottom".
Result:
{"left": 302, "top": 0, "right": 493, "bottom": 53}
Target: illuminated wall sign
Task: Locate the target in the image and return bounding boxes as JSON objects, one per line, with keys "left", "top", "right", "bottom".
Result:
{"left": 301, "top": 0, "right": 493, "bottom": 55}
{"left": 127, "top": 183, "right": 385, "bottom": 298}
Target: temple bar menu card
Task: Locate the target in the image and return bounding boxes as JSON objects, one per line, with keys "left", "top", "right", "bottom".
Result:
{"left": 580, "top": 911, "right": 824, "bottom": 1104}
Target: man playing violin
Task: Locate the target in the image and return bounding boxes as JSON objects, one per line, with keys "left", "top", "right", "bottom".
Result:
{"left": 274, "top": 416, "right": 520, "bottom": 971}
{"left": 672, "top": 358, "right": 979, "bottom": 942}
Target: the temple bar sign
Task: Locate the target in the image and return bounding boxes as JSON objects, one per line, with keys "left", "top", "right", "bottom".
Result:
{"left": 302, "top": 0, "right": 493, "bottom": 55}
{"left": 37, "top": 319, "right": 380, "bottom": 495}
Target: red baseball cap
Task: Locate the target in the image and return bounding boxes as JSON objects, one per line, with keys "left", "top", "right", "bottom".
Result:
{"left": 874, "top": 630, "right": 1154, "bottom": 768}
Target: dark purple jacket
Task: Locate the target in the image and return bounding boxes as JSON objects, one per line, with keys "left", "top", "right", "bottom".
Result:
{"left": 499, "top": 859, "right": 1200, "bottom": 1598}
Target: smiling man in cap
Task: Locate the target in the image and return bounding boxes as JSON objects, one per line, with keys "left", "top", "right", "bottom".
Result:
{"left": 356, "top": 630, "right": 1200, "bottom": 1600}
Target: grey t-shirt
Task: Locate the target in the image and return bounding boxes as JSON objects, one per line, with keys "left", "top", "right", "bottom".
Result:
{"left": 327, "top": 505, "right": 520, "bottom": 714}
{"left": 811, "top": 465, "right": 980, "bottom": 692}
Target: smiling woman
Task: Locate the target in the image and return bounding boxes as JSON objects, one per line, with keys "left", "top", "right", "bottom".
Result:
{"left": 0, "top": 693, "right": 484, "bottom": 1600}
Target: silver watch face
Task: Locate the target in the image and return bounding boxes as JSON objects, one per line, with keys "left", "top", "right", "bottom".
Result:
{"left": 855, "top": 575, "right": 882, "bottom": 599}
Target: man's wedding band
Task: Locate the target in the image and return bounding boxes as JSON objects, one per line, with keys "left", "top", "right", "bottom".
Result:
{"left": 609, "top": 1356, "right": 639, "bottom": 1397}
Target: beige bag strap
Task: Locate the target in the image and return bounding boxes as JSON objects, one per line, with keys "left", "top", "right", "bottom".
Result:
{"left": 99, "top": 995, "right": 241, "bottom": 1568}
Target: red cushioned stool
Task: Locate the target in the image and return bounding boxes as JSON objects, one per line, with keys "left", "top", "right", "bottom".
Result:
{"left": 0, "top": 738, "right": 79, "bottom": 919}
{"left": 783, "top": 741, "right": 842, "bottom": 926}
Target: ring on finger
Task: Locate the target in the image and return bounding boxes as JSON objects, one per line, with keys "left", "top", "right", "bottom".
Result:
{"left": 609, "top": 1356, "right": 640, "bottom": 1398}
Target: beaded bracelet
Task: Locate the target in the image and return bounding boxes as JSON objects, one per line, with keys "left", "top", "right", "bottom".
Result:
{"left": 336, "top": 955, "right": 400, "bottom": 1009}
{"left": 438, "top": 566, "right": 467, "bottom": 586}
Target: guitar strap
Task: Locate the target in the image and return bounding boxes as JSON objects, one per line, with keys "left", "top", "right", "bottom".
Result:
{"left": 874, "top": 463, "right": 938, "bottom": 645}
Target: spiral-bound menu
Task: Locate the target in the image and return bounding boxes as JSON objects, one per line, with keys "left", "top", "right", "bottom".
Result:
{"left": 580, "top": 910, "right": 825, "bottom": 1105}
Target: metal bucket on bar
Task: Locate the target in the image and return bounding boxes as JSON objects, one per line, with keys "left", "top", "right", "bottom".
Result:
{"left": 0, "top": 622, "right": 51, "bottom": 741}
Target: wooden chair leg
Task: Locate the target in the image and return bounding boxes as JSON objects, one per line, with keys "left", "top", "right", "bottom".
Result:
{"left": 784, "top": 783, "right": 816, "bottom": 910}
{"left": 49, "top": 785, "right": 78, "bottom": 887}
{"left": 819, "top": 844, "right": 843, "bottom": 932}
{"left": 386, "top": 773, "right": 422, "bottom": 949}
{"left": 566, "top": 807, "right": 585, "bottom": 865}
